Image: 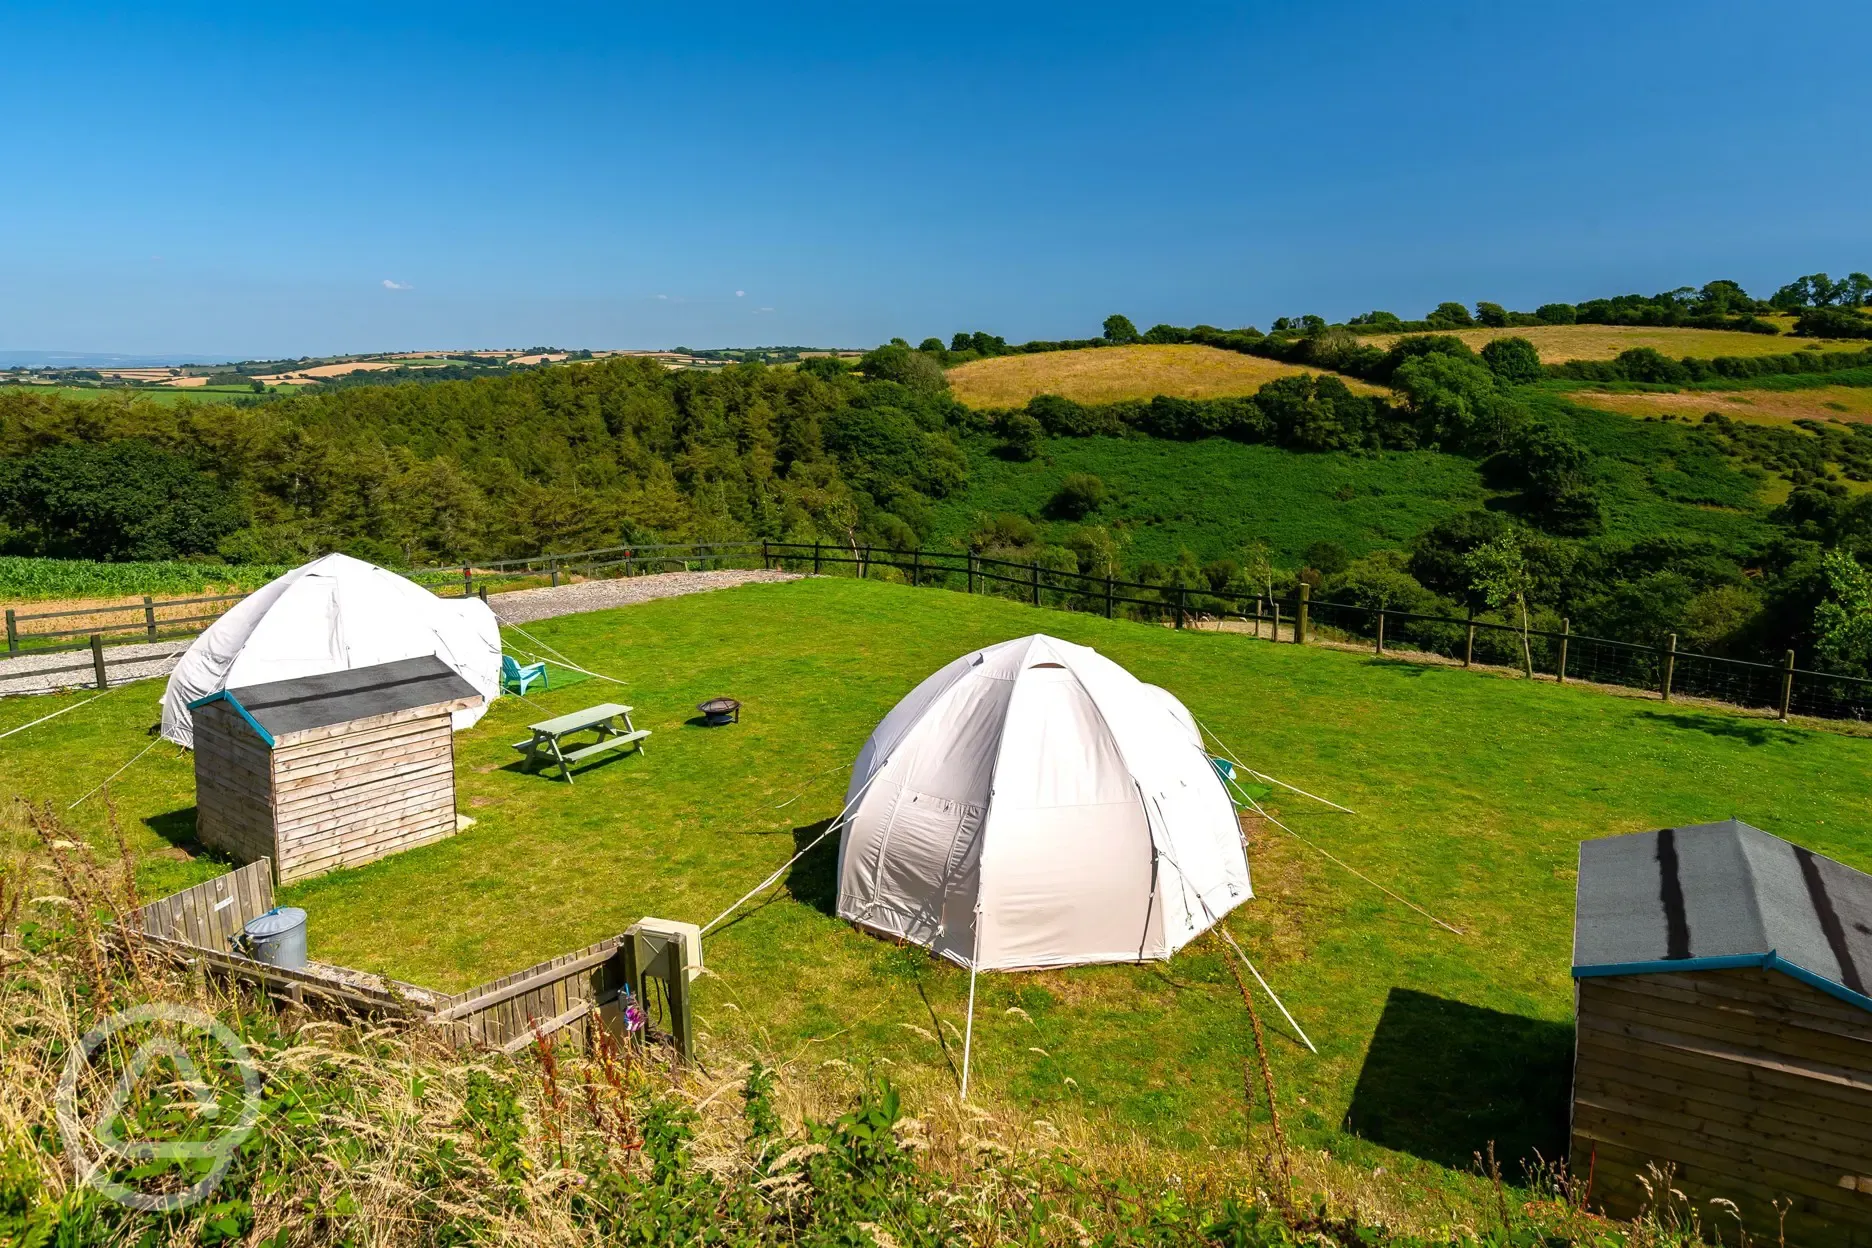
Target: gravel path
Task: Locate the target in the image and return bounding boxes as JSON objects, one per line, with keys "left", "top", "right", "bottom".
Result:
{"left": 0, "top": 570, "right": 803, "bottom": 695}
{"left": 487, "top": 568, "right": 804, "bottom": 626}
{"left": 0, "top": 639, "right": 190, "bottom": 696}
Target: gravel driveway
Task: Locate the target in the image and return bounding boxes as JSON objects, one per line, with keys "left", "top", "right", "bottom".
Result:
{"left": 487, "top": 568, "right": 803, "bottom": 625}
{"left": 0, "top": 569, "right": 804, "bottom": 695}
{"left": 0, "top": 639, "right": 190, "bottom": 695}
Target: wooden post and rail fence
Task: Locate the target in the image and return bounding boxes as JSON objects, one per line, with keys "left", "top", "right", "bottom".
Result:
{"left": 2, "top": 539, "right": 1863, "bottom": 722}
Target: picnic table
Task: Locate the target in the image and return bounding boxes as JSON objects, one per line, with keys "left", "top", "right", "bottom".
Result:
{"left": 512, "top": 702, "right": 649, "bottom": 783}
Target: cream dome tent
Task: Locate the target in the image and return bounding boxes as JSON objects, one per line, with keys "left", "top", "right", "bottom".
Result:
{"left": 836, "top": 634, "right": 1250, "bottom": 972}
{"left": 160, "top": 553, "right": 502, "bottom": 748}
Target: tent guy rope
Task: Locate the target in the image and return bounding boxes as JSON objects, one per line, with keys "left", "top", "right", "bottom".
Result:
{"left": 500, "top": 622, "right": 629, "bottom": 688}
{"left": 1225, "top": 772, "right": 1465, "bottom": 936}
{"left": 698, "top": 767, "right": 885, "bottom": 938}
{"left": 67, "top": 738, "right": 165, "bottom": 810}
{"left": 0, "top": 692, "right": 108, "bottom": 742}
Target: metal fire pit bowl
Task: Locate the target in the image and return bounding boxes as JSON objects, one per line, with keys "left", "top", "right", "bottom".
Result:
{"left": 697, "top": 697, "right": 742, "bottom": 726}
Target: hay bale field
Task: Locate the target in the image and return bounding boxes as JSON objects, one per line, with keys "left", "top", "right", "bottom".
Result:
{"left": 7, "top": 574, "right": 1868, "bottom": 1199}
{"left": 945, "top": 343, "right": 1381, "bottom": 408}
{"left": 1359, "top": 323, "right": 1868, "bottom": 363}
{"left": 1572, "top": 384, "right": 1872, "bottom": 426}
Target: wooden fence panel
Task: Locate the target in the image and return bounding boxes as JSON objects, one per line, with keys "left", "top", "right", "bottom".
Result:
{"left": 431, "top": 936, "right": 626, "bottom": 1052}
{"left": 131, "top": 859, "right": 275, "bottom": 951}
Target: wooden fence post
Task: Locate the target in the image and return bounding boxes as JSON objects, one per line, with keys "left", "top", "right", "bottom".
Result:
{"left": 966, "top": 553, "right": 975, "bottom": 594}
{"left": 1175, "top": 587, "right": 1186, "bottom": 629}
{"left": 91, "top": 634, "right": 107, "bottom": 690}
{"left": 1105, "top": 574, "right": 1114, "bottom": 619}
{"left": 1464, "top": 615, "right": 1475, "bottom": 668}
{"left": 1661, "top": 633, "right": 1678, "bottom": 701}
{"left": 1557, "top": 618, "right": 1570, "bottom": 683}
{"left": 762, "top": 540, "right": 771, "bottom": 571}
{"left": 1272, "top": 599, "right": 1280, "bottom": 640}
{"left": 550, "top": 559, "right": 560, "bottom": 588}
{"left": 1780, "top": 650, "right": 1796, "bottom": 721}
{"left": 912, "top": 548, "right": 920, "bottom": 587}
{"left": 143, "top": 595, "right": 157, "bottom": 642}
{"left": 1375, "top": 609, "right": 1385, "bottom": 655}
{"left": 4, "top": 608, "right": 14, "bottom": 655}
{"left": 479, "top": 584, "right": 489, "bottom": 603}
{"left": 1296, "top": 583, "right": 1310, "bottom": 644}
{"left": 1030, "top": 562, "right": 1040, "bottom": 607}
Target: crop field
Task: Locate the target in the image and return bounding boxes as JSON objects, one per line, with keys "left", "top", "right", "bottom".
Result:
{"left": 1570, "top": 383, "right": 1872, "bottom": 426}
{"left": 945, "top": 344, "right": 1381, "bottom": 408}
{"left": 0, "top": 556, "right": 293, "bottom": 603}
{"left": 6, "top": 575, "right": 1867, "bottom": 1203}
{"left": 1358, "top": 323, "right": 1868, "bottom": 363}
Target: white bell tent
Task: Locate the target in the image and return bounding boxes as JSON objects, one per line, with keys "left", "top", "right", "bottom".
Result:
{"left": 835, "top": 633, "right": 1271, "bottom": 1094}
{"left": 161, "top": 553, "right": 502, "bottom": 748}
{"left": 837, "top": 634, "right": 1251, "bottom": 968}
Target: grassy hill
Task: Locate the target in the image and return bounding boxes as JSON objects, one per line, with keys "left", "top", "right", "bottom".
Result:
{"left": 934, "top": 435, "right": 1492, "bottom": 565}
{"left": 934, "top": 391, "right": 1776, "bottom": 568}
{"left": 8, "top": 574, "right": 1870, "bottom": 1216}
{"left": 946, "top": 343, "right": 1381, "bottom": 407}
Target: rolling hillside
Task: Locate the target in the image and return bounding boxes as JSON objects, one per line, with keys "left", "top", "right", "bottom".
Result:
{"left": 946, "top": 343, "right": 1380, "bottom": 407}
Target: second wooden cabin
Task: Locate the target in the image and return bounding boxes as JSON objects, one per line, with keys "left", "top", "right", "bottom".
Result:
{"left": 190, "top": 656, "right": 484, "bottom": 884}
{"left": 1572, "top": 818, "right": 1872, "bottom": 1245}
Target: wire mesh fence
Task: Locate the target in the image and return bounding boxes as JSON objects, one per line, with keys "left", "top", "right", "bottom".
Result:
{"left": 756, "top": 540, "right": 1872, "bottom": 726}
{"left": 16, "top": 536, "right": 1872, "bottom": 725}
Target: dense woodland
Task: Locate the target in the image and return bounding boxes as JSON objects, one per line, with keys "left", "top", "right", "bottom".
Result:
{"left": 6, "top": 270, "right": 1872, "bottom": 674}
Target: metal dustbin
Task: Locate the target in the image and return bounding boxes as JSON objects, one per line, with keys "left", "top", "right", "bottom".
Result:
{"left": 240, "top": 907, "right": 308, "bottom": 970}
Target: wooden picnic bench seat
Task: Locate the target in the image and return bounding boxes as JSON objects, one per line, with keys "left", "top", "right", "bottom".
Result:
{"left": 511, "top": 702, "right": 649, "bottom": 783}
{"left": 560, "top": 730, "right": 649, "bottom": 763}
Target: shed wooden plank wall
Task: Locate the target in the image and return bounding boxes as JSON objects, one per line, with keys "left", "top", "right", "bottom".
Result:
{"left": 193, "top": 702, "right": 277, "bottom": 867}
{"left": 272, "top": 707, "right": 457, "bottom": 883}
{"left": 1573, "top": 968, "right": 1872, "bottom": 1246}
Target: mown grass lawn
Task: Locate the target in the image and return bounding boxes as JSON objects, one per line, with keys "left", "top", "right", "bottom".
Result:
{"left": 6, "top": 575, "right": 1869, "bottom": 1201}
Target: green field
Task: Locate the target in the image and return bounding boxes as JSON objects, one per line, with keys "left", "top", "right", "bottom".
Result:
{"left": 0, "top": 383, "right": 289, "bottom": 404}
{"left": 7, "top": 575, "right": 1869, "bottom": 1202}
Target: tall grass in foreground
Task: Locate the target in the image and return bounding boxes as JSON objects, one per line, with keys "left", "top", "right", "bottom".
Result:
{"left": 0, "top": 805, "right": 1745, "bottom": 1247}
{"left": 0, "top": 558, "right": 294, "bottom": 602}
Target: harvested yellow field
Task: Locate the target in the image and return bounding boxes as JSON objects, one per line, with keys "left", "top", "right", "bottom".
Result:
{"left": 1573, "top": 385, "right": 1872, "bottom": 427}
{"left": 1360, "top": 323, "right": 1867, "bottom": 363}
{"left": 945, "top": 344, "right": 1380, "bottom": 408}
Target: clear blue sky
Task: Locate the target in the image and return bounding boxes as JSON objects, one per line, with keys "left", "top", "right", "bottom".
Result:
{"left": 3, "top": 1, "right": 1868, "bottom": 359}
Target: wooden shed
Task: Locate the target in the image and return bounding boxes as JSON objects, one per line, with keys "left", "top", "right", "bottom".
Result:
{"left": 1571, "top": 819, "right": 1872, "bottom": 1244}
{"left": 190, "top": 656, "right": 484, "bottom": 885}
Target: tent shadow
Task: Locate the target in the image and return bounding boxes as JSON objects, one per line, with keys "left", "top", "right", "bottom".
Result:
{"left": 783, "top": 819, "right": 838, "bottom": 917}
{"left": 1344, "top": 987, "right": 1571, "bottom": 1176}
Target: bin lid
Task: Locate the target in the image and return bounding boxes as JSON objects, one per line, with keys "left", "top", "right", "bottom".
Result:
{"left": 244, "top": 907, "right": 306, "bottom": 937}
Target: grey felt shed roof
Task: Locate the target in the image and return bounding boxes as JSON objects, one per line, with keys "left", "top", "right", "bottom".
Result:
{"left": 1574, "top": 819, "right": 1872, "bottom": 1013}
{"left": 188, "top": 655, "right": 482, "bottom": 747}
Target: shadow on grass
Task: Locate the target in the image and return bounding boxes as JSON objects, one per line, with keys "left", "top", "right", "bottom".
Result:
{"left": 1364, "top": 658, "right": 1432, "bottom": 676}
{"left": 1345, "top": 988, "right": 1571, "bottom": 1176}
{"left": 1636, "top": 709, "right": 1811, "bottom": 747}
{"left": 784, "top": 818, "right": 838, "bottom": 916}
{"left": 144, "top": 807, "right": 207, "bottom": 857}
